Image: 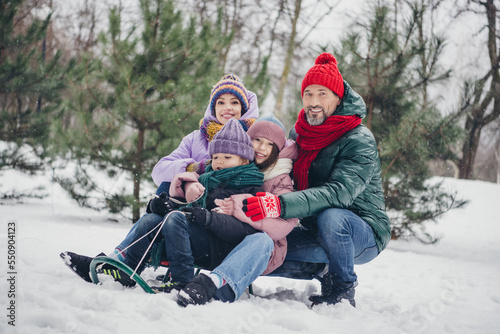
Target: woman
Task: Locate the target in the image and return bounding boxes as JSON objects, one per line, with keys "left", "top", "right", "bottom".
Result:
{"left": 152, "top": 74, "right": 259, "bottom": 186}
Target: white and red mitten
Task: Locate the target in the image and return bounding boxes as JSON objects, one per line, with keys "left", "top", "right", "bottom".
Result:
{"left": 242, "top": 192, "right": 281, "bottom": 222}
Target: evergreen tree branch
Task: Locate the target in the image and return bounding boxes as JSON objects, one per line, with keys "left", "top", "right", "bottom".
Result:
{"left": 381, "top": 119, "right": 418, "bottom": 178}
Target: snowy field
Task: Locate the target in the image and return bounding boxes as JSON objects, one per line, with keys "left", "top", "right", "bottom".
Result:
{"left": 1, "top": 168, "right": 500, "bottom": 334}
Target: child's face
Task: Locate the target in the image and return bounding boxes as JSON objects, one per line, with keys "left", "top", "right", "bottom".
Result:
{"left": 212, "top": 153, "right": 247, "bottom": 170}
{"left": 252, "top": 137, "right": 274, "bottom": 165}
{"left": 215, "top": 93, "right": 243, "bottom": 125}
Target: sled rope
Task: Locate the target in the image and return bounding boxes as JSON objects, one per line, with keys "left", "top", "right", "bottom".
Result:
{"left": 106, "top": 210, "right": 188, "bottom": 278}
{"left": 130, "top": 211, "right": 175, "bottom": 277}
{"left": 103, "top": 196, "right": 194, "bottom": 278}
{"left": 107, "top": 195, "right": 192, "bottom": 263}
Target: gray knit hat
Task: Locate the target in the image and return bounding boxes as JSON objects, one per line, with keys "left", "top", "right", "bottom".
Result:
{"left": 209, "top": 118, "right": 254, "bottom": 161}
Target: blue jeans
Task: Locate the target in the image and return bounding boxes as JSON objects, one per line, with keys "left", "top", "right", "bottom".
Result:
{"left": 213, "top": 232, "right": 274, "bottom": 302}
{"left": 124, "top": 211, "right": 211, "bottom": 284}
{"left": 270, "top": 208, "right": 379, "bottom": 286}
{"left": 113, "top": 182, "right": 171, "bottom": 258}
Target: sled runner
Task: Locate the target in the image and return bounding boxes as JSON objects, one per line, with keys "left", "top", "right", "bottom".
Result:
{"left": 89, "top": 255, "right": 156, "bottom": 294}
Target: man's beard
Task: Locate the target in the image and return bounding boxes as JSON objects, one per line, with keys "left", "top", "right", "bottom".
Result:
{"left": 306, "top": 111, "right": 326, "bottom": 126}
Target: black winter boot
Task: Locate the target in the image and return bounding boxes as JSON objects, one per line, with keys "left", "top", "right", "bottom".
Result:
{"left": 60, "top": 251, "right": 105, "bottom": 283}
{"left": 177, "top": 274, "right": 217, "bottom": 307}
{"left": 100, "top": 267, "right": 137, "bottom": 288}
{"left": 309, "top": 273, "right": 357, "bottom": 307}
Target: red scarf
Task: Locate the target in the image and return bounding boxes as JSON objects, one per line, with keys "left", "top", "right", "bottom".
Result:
{"left": 293, "top": 109, "right": 362, "bottom": 190}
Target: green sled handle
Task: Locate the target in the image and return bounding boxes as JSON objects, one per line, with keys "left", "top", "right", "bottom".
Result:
{"left": 89, "top": 256, "right": 156, "bottom": 294}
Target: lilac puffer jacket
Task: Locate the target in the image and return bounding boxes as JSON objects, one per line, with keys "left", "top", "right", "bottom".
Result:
{"left": 151, "top": 91, "right": 259, "bottom": 185}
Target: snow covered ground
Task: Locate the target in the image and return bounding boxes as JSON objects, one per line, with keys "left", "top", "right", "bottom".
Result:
{"left": 1, "top": 169, "right": 500, "bottom": 334}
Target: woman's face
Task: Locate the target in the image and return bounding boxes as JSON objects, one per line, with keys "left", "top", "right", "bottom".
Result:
{"left": 214, "top": 94, "right": 243, "bottom": 125}
{"left": 252, "top": 137, "right": 274, "bottom": 165}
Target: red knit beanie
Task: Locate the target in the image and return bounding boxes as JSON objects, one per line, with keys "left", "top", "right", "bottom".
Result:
{"left": 301, "top": 53, "right": 344, "bottom": 99}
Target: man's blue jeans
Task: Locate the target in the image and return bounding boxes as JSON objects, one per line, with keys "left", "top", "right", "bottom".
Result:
{"left": 270, "top": 208, "right": 379, "bottom": 286}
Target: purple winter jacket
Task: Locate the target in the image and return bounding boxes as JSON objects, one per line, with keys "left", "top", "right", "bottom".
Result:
{"left": 151, "top": 91, "right": 259, "bottom": 185}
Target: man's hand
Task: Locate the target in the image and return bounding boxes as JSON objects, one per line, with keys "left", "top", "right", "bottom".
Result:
{"left": 242, "top": 192, "right": 281, "bottom": 222}
{"left": 146, "top": 192, "right": 182, "bottom": 217}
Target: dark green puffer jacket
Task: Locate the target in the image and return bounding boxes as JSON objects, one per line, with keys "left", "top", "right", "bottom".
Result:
{"left": 280, "top": 81, "right": 391, "bottom": 253}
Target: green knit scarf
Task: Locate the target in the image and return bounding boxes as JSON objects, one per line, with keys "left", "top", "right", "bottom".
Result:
{"left": 194, "top": 163, "right": 264, "bottom": 208}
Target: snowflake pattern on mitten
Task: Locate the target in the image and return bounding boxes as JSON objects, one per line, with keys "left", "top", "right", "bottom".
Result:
{"left": 259, "top": 193, "right": 281, "bottom": 218}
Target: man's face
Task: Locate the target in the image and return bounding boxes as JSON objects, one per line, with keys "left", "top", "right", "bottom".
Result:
{"left": 302, "top": 84, "right": 341, "bottom": 125}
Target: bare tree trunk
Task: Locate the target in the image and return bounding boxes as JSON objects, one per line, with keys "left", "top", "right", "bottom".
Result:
{"left": 133, "top": 128, "right": 145, "bottom": 223}
{"left": 494, "top": 134, "right": 500, "bottom": 183}
{"left": 365, "top": 96, "right": 374, "bottom": 130}
{"left": 458, "top": 120, "right": 482, "bottom": 178}
{"left": 446, "top": 160, "right": 460, "bottom": 179}
{"left": 458, "top": 0, "right": 500, "bottom": 179}
{"left": 274, "top": 0, "right": 301, "bottom": 119}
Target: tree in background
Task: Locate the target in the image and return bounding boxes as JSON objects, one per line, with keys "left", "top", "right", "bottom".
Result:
{"left": 472, "top": 119, "right": 500, "bottom": 183}
{"left": 0, "top": 0, "right": 69, "bottom": 198}
{"left": 52, "top": 0, "right": 235, "bottom": 222}
{"left": 453, "top": 0, "right": 500, "bottom": 179}
{"left": 0, "top": 0, "right": 62, "bottom": 169}
{"left": 271, "top": 0, "right": 338, "bottom": 122}
{"left": 333, "top": 0, "right": 466, "bottom": 242}
{"left": 55, "top": 0, "right": 99, "bottom": 56}
{"left": 181, "top": 0, "right": 337, "bottom": 129}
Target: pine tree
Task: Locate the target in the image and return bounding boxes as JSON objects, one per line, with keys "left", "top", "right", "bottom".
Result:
{"left": 332, "top": 1, "right": 466, "bottom": 242}
{"left": 0, "top": 0, "right": 67, "bottom": 176}
{"left": 53, "top": 0, "right": 234, "bottom": 222}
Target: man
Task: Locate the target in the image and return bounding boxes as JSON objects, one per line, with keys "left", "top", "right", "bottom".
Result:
{"left": 243, "top": 53, "right": 391, "bottom": 307}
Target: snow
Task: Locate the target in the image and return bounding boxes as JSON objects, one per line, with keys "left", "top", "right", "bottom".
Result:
{"left": 1, "top": 169, "right": 500, "bottom": 334}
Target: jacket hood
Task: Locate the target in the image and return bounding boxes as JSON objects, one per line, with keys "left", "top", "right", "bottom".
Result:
{"left": 334, "top": 81, "right": 366, "bottom": 119}
{"left": 202, "top": 89, "right": 259, "bottom": 123}
{"left": 278, "top": 139, "right": 298, "bottom": 160}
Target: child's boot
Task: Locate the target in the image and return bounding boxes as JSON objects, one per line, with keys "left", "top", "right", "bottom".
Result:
{"left": 60, "top": 251, "right": 105, "bottom": 283}
{"left": 176, "top": 274, "right": 217, "bottom": 307}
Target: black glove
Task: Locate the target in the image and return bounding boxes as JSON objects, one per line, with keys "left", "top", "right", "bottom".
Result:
{"left": 146, "top": 192, "right": 183, "bottom": 216}
{"left": 181, "top": 206, "right": 211, "bottom": 227}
